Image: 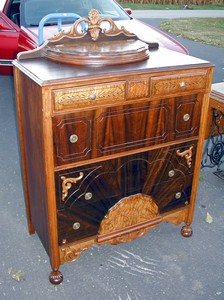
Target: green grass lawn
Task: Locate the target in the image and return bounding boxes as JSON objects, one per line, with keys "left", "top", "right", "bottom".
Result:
{"left": 160, "top": 18, "right": 224, "bottom": 48}
{"left": 120, "top": 3, "right": 224, "bottom": 10}
{"left": 119, "top": 3, "right": 224, "bottom": 48}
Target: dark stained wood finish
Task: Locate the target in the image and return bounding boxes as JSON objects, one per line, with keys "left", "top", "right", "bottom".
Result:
{"left": 55, "top": 142, "right": 196, "bottom": 245}
{"left": 53, "top": 96, "right": 202, "bottom": 166}
{"left": 13, "top": 47, "right": 214, "bottom": 284}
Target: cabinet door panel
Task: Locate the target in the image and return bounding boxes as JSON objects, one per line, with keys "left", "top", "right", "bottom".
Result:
{"left": 56, "top": 142, "right": 197, "bottom": 245}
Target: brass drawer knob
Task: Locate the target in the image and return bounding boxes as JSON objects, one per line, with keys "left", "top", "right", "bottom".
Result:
{"left": 175, "top": 192, "right": 182, "bottom": 199}
{"left": 90, "top": 93, "right": 96, "bottom": 100}
{"left": 183, "top": 114, "right": 190, "bottom": 122}
{"left": 72, "top": 222, "right": 81, "bottom": 230}
{"left": 69, "top": 134, "right": 78, "bottom": 143}
{"left": 180, "top": 81, "right": 185, "bottom": 88}
{"left": 84, "top": 192, "right": 93, "bottom": 200}
{"left": 168, "top": 170, "right": 175, "bottom": 177}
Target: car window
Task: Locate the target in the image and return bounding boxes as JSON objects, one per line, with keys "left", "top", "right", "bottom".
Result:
{"left": 20, "top": 0, "right": 129, "bottom": 27}
{"left": 0, "top": 1, "right": 5, "bottom": 11}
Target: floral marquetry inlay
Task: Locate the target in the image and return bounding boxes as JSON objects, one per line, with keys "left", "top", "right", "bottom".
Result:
{"left": 54, "top": 83, "right": 125, "bottom": 110}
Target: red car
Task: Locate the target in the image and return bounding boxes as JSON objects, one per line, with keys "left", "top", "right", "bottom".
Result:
{"left": 0, "top": 0, "right": 188, "bottom": 75}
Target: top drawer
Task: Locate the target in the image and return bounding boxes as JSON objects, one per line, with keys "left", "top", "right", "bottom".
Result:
{"left": 53, "top": 82, "right": 126, "bottom": 111}
{"left": 150, "top": 71, "right": 207, "bottom": 97}
{"left": 53, "top": 78, "right": 150, "bottom": 112}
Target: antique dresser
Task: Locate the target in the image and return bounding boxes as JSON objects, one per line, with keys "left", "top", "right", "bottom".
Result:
{"left": 13, "top": 11, "right": 213, "bottom": 284}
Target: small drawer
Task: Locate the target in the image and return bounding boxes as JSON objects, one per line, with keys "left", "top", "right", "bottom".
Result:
{"left": 150, "top": 71, "right": 207, "bottom": 97}
{"left": 53, "top": 82, "right": 125, "bottom": 111}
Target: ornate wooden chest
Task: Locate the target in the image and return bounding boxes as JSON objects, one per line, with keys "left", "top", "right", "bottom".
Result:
{"left": 13, "top": 12, "right": 213, "bottom": 284}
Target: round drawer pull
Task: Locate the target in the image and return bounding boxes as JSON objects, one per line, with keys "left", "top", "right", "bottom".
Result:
{"left": 175, "top": 192, "right": 182, "bottom": 199}
{"left": 180, "top": 81, "right": 185, "bottom": 88}
{"left": 72, "top": 222, "right": 81, "bottom": 230}
{"left": 69, "top": 134, "right": 78, "bottom": 143}
{"left": 84, "top": 192, "right": 93, "bottom": 201}
{"left": 183, "top": 114, "right": 190, "bottom": 122}
{"left": 90, "top": 93, "right": 96, "bottom": 100}
{"left": 168, "top": 170, "right": 175, "bottom": 177}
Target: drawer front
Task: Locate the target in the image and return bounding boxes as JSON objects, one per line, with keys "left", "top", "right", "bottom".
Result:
{"left": 53, "top": 97, "right": 201, "bottom": 166}
{"left": 53, "top": 82, "right": 125, "bottom": 111}
{"left": 174, "top": 94, "right": 202, "bottom": 138}
{"left": 53, "top": 115, "right": 92, "bottom": 163}
{"left": 151, "top": 71, "right": 207, "bottom": 97}
{"left": 55, "top": 142, "right": 197, "bottom": 245}
{"left": 53, "top": 101, "right": 169, "bottom": 166}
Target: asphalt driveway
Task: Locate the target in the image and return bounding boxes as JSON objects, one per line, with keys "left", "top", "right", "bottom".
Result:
{"left": 0, "top": 11, "right": 223, "bottom": 300}
{"left": 132, "top": 11, "right": 224, "bottom": 83}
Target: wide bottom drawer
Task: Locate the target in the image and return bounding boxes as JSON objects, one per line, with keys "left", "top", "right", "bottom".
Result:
{"left": 55, "top": 141, "right": 197, "bottom": 245}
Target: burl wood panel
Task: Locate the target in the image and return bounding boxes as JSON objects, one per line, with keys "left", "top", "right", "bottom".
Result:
{"left": 97, "top": 194, "right": 161, "bottom": 244}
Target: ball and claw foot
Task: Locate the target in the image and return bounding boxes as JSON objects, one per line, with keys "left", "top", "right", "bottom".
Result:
{"left": 49, "top": 269, "right": 63, "bottom": 285}
{"left": 181, "top": 224, "right": 193, "bottom": 238}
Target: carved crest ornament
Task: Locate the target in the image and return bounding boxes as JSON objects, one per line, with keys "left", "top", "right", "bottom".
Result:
{"left": 17, "top": 9, "right": 159, "bottom": 65}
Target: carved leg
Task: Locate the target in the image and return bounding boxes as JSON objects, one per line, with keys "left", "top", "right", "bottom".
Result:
{"left": 49, "top": 269, "right": 63, "bottom": 285}
{"left": 181, "top": 223, "right": 193, "bottom": 238}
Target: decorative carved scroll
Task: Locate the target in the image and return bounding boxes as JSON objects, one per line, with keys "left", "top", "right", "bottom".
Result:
{"left": 97, "top": 194, "right": 162, "bottom": 245}
{"left": 50, "top": 9, "right": 136, "bottom": 43}
{"left": 176, "top": 146, "right": 193, "bottom": 168}
{"left": 17, "top": 9, "right": 154, "bottom": 65}
{"left": 60, "top": 239, "right": 95, "bottom": 265}
{"left": 162, "top": 207, "right": 188, "bottom": 226}
{"left": 61, "top": 172, "right": 84, "bottom": 201}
